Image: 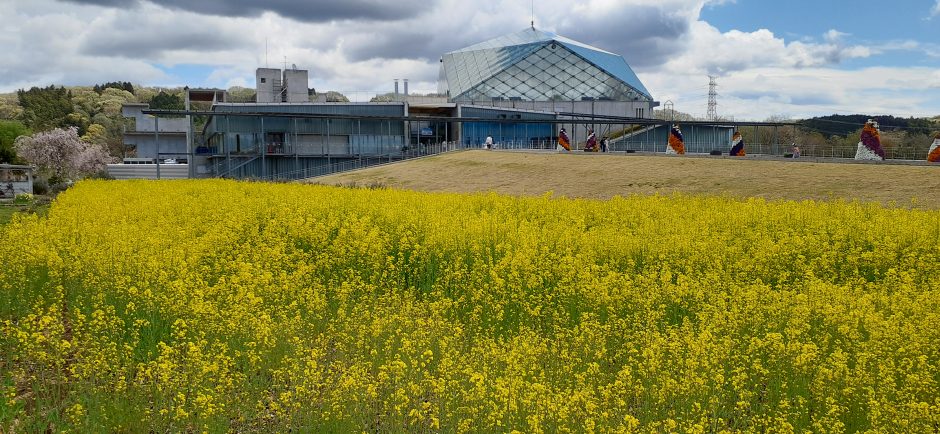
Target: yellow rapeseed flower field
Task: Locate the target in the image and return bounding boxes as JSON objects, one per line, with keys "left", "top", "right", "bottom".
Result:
{"left": 1, "top": 179, "right": 939, "bottom": 432}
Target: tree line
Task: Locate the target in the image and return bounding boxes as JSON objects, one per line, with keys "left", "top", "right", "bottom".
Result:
{"left": 0, "top": 84, "right": 192, "bottom": 165}
{"left": 654, "top": 109, "right": 940, "bottom": 158}
{"left": 1, "top": 84, "right": 198, "bottom": 193}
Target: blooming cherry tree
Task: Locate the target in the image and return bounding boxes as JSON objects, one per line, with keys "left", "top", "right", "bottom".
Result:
{"left": 13, "top": 126, "right": 113, "bottom": 182}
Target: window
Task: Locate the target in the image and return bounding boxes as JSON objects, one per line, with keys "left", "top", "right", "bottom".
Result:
{"left": 266, "top": 132, "right": 285, "bottom": 154}
{"left": 635, "top": 108, "right": 645, "bottom": 118}
{"left": 260, "top": 78, "right": 267, "bottom": 83}
{"left": 266, "top": 132, "right": 285, "bottom": 145}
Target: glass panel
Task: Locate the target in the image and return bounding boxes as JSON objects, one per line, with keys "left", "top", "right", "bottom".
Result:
{"left": 447, "top": 35, "right": 652, "bottom": 102}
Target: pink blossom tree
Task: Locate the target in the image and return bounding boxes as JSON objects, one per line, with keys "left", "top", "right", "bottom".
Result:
{"left": 13, "top": 127, "right": 114, "bottom": 183}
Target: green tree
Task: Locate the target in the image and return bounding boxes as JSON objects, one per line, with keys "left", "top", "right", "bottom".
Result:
{"left": 654, "top": 108, "right": 698, "bottom": 122}
{"left": 324, "top": 91, "right": 350, "bottom": 103}
{"left": 149, "top": 91, "right": 185, "bottom": 111}
{"left": 17, "top": 86, "right": 76, "bottom": 131}
{"left": 81, "top": 123, "right": 109, "bottom": 147}
{"left": 93, "top": 81, "right": 135, "bottom": 95}
{"left": 100, "top": 88, "right": 136, "bottom": 116}
{"left": 0, "top": 94, "right": 23, "bottom": 120}
{"left": 134, "top": 86, "right": 157, "bottom": 104}
{"left": 906, "top": 117, "right": 933, "bottom": 136}
{"left": 0, "top": 120, "right": 31, "bottom": 163}
{"left": 227, "top": 86, "right": 256, "bottom": 103}
{"left": 370, "top": 92, "right": 397, "bottom": 103}
{"left": 72, "top": 88, "right": 103, "bottom": 120}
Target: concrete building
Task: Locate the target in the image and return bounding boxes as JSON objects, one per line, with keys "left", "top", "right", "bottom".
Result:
{"left": 127, "top": 28, "right": 676, "bottom": 180}
{"left": 116, "top": 88, "right": 228, "bottom": 179}
{"left": 256, "top": 67, "right": 310, "bottom": 103}
{"left": 196, "top": 29, "right": 654, "bottom": 179}
{"left": 120, "top": 103, "right": 188, "bottom": 162}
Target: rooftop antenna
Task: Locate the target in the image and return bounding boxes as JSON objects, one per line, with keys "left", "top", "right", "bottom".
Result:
{"left": 531, "top": 0, "right": 535, "bottom": 29}
{"left": 283, "top": 56, "right": 288, "bottom": 71}
{"left": 265, "top": 38, "right": 269, "bottom": 68}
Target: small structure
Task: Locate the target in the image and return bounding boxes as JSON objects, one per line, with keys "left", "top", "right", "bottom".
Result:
{"left": 0, "top": 165, "right": 34, "bottom": 199}
{"left": 557, "top": 128, "right": 571, "bottom": 151}
{"left": 927, "top": 133, "right": 940, "bottom": 163}
{"left": 666, "top": 124, "right": 685, "bottom": 155}
{"left": 855, "top": 119, "right": 885, "bottom": 161}
{"left": 256, "top": 67, "right": 310, "bottom": 103}
{"left": 729, "top": 131, "right": 746, "bottom": 156}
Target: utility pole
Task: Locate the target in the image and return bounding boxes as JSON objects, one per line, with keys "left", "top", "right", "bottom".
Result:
{"left": 707, "top": 76, "right": 719, "bottom": 121}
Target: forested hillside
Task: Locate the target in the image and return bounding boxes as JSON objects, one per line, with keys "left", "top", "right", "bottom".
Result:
{"left": 0, "top": 83, "right": 198, "bottom": 163}
{"left": 800, "top": 114, "right": 936, "bottom": 137}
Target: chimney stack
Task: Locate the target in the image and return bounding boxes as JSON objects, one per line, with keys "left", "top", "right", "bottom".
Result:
{"left": 394, "top": 79, "right": 399, "bottom": 96}
{"left": 403, "top": 79, "right": 409, "bottom": 96}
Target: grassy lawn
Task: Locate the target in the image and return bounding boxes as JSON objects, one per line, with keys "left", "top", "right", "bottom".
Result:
{"left": 313, "top": 150, "right": 940, "bottom": 208}
{"left": 0, "top": 202, "right": 49, "bottom": 226}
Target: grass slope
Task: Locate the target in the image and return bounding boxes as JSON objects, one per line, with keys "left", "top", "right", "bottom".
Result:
{"left": 313, "top": 150, "right": 940, "bottom": 208}
{"left": 0, "top": 203, "right": 50, "bottom": 227}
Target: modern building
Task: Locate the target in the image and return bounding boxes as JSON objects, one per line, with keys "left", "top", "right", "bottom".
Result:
{"left": 439, "top": 27, "right": 658, "bottom": 118}
{"left": 121, "top": 103, "right": 188, "bottom": 161}
{"left": 203, "top": 102, "right": 408, "bottom": 178}
{"left": 127, "top": 28, "right": 672, "bottom": 179}
{"left": 115, "top": 88, "right": 227, "bottom": 179}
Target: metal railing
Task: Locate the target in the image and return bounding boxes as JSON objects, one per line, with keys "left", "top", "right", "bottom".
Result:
{"left": 793, "top": 145, "right": 928, "bottom": 161}
{"left": 255, "top": 141, "right": 468, "bottom": 181}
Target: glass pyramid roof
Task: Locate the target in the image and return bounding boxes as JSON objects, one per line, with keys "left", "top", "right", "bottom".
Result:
{"left": 441, "top": 27, "right": 652, "bottom": 102}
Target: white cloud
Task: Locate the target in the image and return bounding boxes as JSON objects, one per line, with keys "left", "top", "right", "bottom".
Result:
{"left": 823, "top": 29, "right": 848, "bottom": 43}
{"left": 933, "top": 0, "right": 940, "bottom": 17}
{"left": 647, "top": 66, "right": 940, "bottom": 120}
{"left": 0, "top": 1, "right": 171, "bottom": 89}
{"left": 0, "top": 0, "right": 937, "bottom": 119}
{"left": 656, "top": 22, "right": 873, "bottom": 76}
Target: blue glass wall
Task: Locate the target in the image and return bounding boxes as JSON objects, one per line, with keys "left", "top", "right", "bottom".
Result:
{"left": 461, "top": 106, "right": 555, "bottom": 147}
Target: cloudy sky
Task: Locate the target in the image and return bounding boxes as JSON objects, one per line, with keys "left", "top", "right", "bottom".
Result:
{"left": 1, "top": 0, "right": 938, "bottom": 120}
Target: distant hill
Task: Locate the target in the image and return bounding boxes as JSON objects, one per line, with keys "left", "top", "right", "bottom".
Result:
{"left": 799, "top": 114, "right": 936, "bottom": 137}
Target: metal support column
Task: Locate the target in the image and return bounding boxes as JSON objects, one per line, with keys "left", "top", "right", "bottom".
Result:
{"left": 260, "top": 117, "right": 266, "bottom": 179}
{"left": 773, "top": 126, "right": 778, "bottom": 156}
{"left": 154, "top": 116, "right": 160, "bottom": 180}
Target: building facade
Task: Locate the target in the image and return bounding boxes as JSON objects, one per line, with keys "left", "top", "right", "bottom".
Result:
{"left": 0, "top": 165, "right": 33, "bottom": 198}
{"left": 121, "top": 103, "right": 188, "bottom": 161}
{"left": 256, "top": 67, "right": 310, "bottom": 103}
{"left": 439, "top": 27, "right": 658, "bottom": 119}
{"left": 118, "top": 29, "right": 671, "bottom": 179}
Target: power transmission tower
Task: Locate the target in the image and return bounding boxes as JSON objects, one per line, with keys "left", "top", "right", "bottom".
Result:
{"left": 707, "top": 76, "right": 719, "bottom": 121}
